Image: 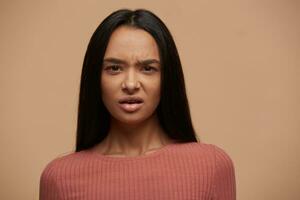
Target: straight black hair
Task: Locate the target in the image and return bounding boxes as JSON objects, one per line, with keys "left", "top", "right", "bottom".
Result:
{"left": 75, "top": 8, "right": 199, "bottom": 152}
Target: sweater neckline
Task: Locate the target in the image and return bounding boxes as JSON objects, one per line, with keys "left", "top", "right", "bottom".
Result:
{"left": 83, "top": 142, "right": 181, "bottom": 161}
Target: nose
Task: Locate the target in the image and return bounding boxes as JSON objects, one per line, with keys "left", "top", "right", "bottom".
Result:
{"left": 121, "top": 69, "right": 140, "bottom": 94}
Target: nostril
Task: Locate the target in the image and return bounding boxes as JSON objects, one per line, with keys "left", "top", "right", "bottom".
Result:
{"left": 121, "top": 81, "right": 141, "bottom": 90}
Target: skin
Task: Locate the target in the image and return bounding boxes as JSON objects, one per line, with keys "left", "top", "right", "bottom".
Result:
{"left": 91, "top": 26, "right": 176, "bottom": 157}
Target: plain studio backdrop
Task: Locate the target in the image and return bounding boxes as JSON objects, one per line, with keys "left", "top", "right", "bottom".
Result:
{"left": 0, "top": 0, "right": 299, "bottom": 199}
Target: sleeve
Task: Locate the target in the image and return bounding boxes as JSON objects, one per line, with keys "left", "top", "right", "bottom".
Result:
{"left": 212, "top": 144, "right": 236, "bottom": 200}
{"left": 39, "top": 161, "right": 62, "bottom": 200}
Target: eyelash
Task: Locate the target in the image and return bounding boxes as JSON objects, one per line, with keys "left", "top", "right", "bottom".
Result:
{"left": 105, "top": 65, "right": 157, "bottom": 73}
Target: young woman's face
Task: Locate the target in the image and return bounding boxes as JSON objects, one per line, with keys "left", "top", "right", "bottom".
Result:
{"left": 101, "top": 26, "right": 161, "bottom": 124}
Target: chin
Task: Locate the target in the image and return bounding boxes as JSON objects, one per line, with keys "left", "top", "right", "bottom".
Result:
{"left": 113, "top": 111, "right": 155, "bottom": 125}
{"left": 117, "top": 114, "right": 146, "bottom": 124}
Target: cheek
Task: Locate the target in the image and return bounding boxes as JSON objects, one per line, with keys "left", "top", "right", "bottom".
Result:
{"left": 147, "top": 78, "right": 161, "bottom": 102}
{"left": 100, "top": 76, "right": 117, "bottom": 102}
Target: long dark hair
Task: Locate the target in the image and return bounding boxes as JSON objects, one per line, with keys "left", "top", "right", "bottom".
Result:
{"left": 75, "top": 8, "right": 199, "bottom": 152}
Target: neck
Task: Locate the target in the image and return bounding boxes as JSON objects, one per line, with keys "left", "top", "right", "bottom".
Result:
{"left": 93, "top": 113, "right": 175, "bottom": 156}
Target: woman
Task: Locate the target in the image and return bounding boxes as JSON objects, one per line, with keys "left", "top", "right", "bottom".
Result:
{"left": 39, "top": 8, "right": 236, "bottom": 200}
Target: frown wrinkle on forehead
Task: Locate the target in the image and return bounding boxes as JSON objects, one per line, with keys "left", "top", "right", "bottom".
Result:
{"left": 103, "top": 26, "right": 160, "bottom": 63}
{"left": 102, "top": 57, "right": 161, "bottom": 68}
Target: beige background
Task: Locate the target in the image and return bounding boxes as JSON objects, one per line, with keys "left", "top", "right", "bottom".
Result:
{"left": 1, "top": 0, "right": 299, "bottom": 199}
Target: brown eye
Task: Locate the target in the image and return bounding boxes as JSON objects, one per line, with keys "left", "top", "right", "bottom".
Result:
{"left": 106, "top": 65, "right": 121, "bottom": 73}
{"left": 111, "top": 65, "right": 120, "bottom": 71}
{"left": 142, "top": 66, "right": 157, "bottom": 73}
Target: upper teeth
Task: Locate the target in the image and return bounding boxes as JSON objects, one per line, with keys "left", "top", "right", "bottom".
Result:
{"left": 124, "top": 100, "right": 139, "bottom": 103}
{"left": 128, "top": 100, "right": 137, "bottom": 102}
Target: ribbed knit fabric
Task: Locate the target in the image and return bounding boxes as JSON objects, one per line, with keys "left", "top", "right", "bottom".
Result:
{"left": 39, "top": 142, "right": 236, "bottom": 200}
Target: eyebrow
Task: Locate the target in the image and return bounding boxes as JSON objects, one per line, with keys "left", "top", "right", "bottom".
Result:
{"left": 102, "top": 57, "right": 161, "bottom": 66}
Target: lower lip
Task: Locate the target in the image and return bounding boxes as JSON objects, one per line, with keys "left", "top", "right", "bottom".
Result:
{"left": 119, "top": 102, "right": 144, "bottom": 112}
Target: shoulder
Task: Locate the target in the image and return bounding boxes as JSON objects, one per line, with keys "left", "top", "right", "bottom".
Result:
{"left": 184, "top": 141, "right": 227, "bottom": 155}
{"left": 199, "top": 143, "right": 235, "bottom": 179}
{"left": 39, "top": 151, "right": 84, "bottom": 198}
{"left": 190, "top": 142, "right": 235, "bottom": 168}
{"left": 198, "top": 143, "right": 236, "bottom": 198}
{"left": 192, "top": 142, "right": 234, "bottom": 159}
{"left": 39, "top": 150, "right": 85, "bottom": 181}
{"left": 209, "top": 143, "right": 235, "bottom": 171}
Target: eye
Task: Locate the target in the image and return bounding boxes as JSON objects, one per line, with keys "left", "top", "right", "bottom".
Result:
{"left": 142, "top": 66, "right": 157, "bottom": 73}
{"left": 105, "top": 65, "right": 121, "bottom": 73}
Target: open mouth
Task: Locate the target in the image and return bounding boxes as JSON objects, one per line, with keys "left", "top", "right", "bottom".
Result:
{"left": 119, "top": 100, "right": 143, "bottom": 104}
{"left": 118, "top": 98, "right": 144, "bottom": 112}
{"left": 118, "top": 97, "right": 144, "bottom": 104}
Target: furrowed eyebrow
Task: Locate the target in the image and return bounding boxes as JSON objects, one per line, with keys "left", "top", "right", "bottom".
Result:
{"left": 103, "top": 57, "right": 160, "bottom": 66}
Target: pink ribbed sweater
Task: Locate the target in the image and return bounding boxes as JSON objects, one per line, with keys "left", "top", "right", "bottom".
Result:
{"left": 39, "top": 142, "right": 236, "bottom": 200}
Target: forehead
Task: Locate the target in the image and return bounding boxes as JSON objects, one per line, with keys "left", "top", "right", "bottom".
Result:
{"left": 103, "top": 26, "right": 160, "bottom": 61}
